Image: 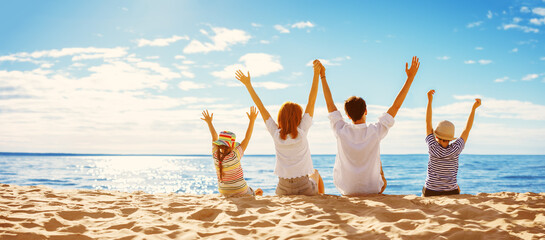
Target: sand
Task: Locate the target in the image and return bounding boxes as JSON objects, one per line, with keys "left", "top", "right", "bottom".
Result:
{"left": 1, "top": 184, "right": 544, "bottom": 239}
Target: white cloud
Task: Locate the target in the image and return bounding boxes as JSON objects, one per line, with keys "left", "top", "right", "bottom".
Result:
{"left": 212, "top": 53, "right": 283, "bottom": 79}
{"left": 146, "top": 56, "right": 160, "bottom": 59}
{"left": 183, "top": 27, "right": 251, "bottom": 54}
{"left": 180, "top": 71, "right": 195, "bottom": 79}
{"left": 530, "top": 18, "right": 545, "bottom": 25}
{"left": 174, "top": 55, "right": 186, "bottom": 59}
{"left": 522, "top": 73, "right": 539, "bottom": 81}
{"left": 478, "top": 59, "right": 492, "bottom": 65}
{"left": 521, "top": 6, "right": 530, "bottom": 13}
{"left": 136, "top": 35, "right": 189, "bottom": 47}
{"left": 0, "top": 47, "right": 128, "bottom": 63}
{"left": 518, "top": 39, "right": 538, "bottom": 45}
{"left": 274, "top": 25, "right": 290, "bottom": 34}
{"left": 252, "top": 81, "right": 289, "bottom": 90}
{"left": 453, "top": 95, "right": 483, "bottom": 100}
{"left": 494, "top": 76, "right": 509, "bottom": 83}
{"left": 467, "top": 21, "right": 483, "bottom": 28}
{"left": 40, "top": 63, "right": 54, "bottom": 68}
{"left": 436, "top": 56, "right": 450, "bottom": 60}
{"left": 291, "top": 21, "right": 315, "bottom": 29}
{"left": 541, "top": 57, "right": 545, "bottom": 60}
{"left": 251, "top": 23, "right": 262, "bottom": 27}
{"left": 305, "top": 56, "right": 351, "bottom": 67}
{"left": 475, "top": 46, "right": 484, "bottom": 50}
{"left": 533, "top": 7, "right": 545, "bottom": 16}
{"left": 487, "top": 10, "right": 493, "bottom": 19}
{"left": 511, "top": 48, "right": 518, "bottom": 52}
{"left": 260, "top": 40, "right": 270, "bottom": 44}
{"left": 182, "top": 60, "right": 195, "bottom": 65}
{"left": 178, "top": 81, "right": 208, "bottom": 91}
{"left": 513, "top": 17, "right": 522, "bottom": 23}
{"left": 501, "top": 24, "right": 539, "bottom": 33}
{"left": 464, "top": 60, "right": 476, "bottom": 64}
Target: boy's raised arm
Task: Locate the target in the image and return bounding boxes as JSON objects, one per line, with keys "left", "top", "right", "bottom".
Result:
{"left": 236, "top": 70, "right": 271, "bottom": 122}
{"left": 240, "top": 106, "right": 258, "bottom": 152}
{"left": 201, "top": 110, "right": 218, "bottom": 142}
{"left": 426, "top": 90, "right": 435, "bottom": 135}
{"left": 320, "top": 62, "right": 338, "bottom": 113}
{"left": 459, "top": 99, "right": 481, "bottom": 142}
{"left": 387, "top": 56, "right": 420, "bottom": 118}
{"left": 304, "top": 60, "right": 321, "bottom": 117}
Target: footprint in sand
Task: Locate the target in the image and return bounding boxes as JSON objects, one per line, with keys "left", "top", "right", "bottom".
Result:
{"left": 60, "top": 224, "right": 87, "bottom": 233}
{"left": 394, "top": 220, "right": 419, "bottom": 231}
{"left": 187, "top": 209, "right": 222, "bottom": 221}
{"left": 120, "top": 207, "right": 139, "bottom": 215}
{"left": 58, "top": 210, "right": 116, "bottom": 221}
{"left": 107, "top": 221, "right": 136, "bottom": 230}
{"left": 44, "top": 217, "right": 66, "bottom": 231}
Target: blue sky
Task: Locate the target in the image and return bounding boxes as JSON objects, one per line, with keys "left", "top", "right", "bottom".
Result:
{"left": 1, "top": 0, "right": 544, "bottom": 154}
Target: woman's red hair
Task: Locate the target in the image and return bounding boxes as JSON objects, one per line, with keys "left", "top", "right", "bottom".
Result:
{"left": 278, "top": 102, "right": 303, "bottom": 140}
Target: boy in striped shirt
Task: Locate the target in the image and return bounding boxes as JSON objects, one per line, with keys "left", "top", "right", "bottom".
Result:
{"left": 423, "top": 89, "right": 481, "bottom": 197}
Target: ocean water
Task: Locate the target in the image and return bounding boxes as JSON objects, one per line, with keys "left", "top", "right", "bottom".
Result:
{"left": 1, "top": 153, "right": 544, "bottom": 196}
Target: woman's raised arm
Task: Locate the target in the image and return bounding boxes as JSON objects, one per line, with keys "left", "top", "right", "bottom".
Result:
{"left": 235, "top": 70, "right": 271, "bottom": 122}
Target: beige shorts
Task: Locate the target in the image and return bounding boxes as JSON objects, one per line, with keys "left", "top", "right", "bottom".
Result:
{"left": 276, "top": 176, "right": 318, "bottom": 196}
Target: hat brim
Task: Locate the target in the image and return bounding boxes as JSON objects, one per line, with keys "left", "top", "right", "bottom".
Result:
{"left": 213, "top": 140, "right": 240, "bottom": 148}
{"left": 433, "top": 132, "right": 456, "bottom": 141}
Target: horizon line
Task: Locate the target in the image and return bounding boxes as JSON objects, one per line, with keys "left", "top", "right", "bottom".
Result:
{"left": 1, "top": 152, "right": 543, "bottom": 157}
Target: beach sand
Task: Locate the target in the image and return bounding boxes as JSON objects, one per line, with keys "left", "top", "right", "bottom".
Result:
{"left": 1, "top": 184, "right": 544, "bottom": 239}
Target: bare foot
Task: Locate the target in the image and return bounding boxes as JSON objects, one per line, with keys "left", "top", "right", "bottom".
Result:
{"left": 309, "top": 169, "right": 325, "bottom": 195}
{"left": 255, "top": 188, "right": 263, "bottom": 196}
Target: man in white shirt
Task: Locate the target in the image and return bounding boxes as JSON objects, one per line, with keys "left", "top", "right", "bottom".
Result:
{"left": 319, "top": 56, "right": 420, "bottom": 195}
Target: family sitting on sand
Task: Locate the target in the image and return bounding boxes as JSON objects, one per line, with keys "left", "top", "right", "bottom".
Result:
{"left": 201, "top": 56, "right": 482, "bottom": 198}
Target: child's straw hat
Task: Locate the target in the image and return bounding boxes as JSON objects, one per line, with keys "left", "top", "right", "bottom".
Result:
{"left": 434, "top": 120, "right": 456, "bottom": 141}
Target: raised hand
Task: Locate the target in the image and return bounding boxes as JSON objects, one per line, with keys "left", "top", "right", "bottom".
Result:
{"left": 313, "top": 59, "right": 322, "bottom": 75}
{"left": 405, "top": 56, "right": 420, "bottom": 78}
{"left": 235, "top": 70, "right": 251, "bottom": 86}
{"left": 473, "top": 98, "right": 482, "bottom": 109}
{"left": 427, "top": 89, "right": 435, "bottom": 101}
{"left": 246, "top": 106, "right": 259, "bottom": 121}
{"left": 318, "top": 61, "right": 326, "bottom": 78}
{"left": 200, "top": 109, "right": 213, "bottom": 123}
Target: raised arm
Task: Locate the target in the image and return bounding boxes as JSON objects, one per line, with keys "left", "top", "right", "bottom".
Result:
{"left": 459, "top": 98, "right": 481, "bottom": 142}
{"left": 387, "top": 56, "right": 420, "bottom": 118}
{"left": 235, "top": 70, "right": 271, "bottom": 122}
{"left": 426, "top": 90, "right": 435, "bottom": 135}
{"left": 304, "top": 60, "right": 321, "bottom": 117}
{"left": 319, "top": 61, "right": 338, "bottom": 113}
{"left": 240, "top": 106, "right": 258, "bottom": 151}
{"left": 200, "top": 110, "right": 218, "bottom": 142}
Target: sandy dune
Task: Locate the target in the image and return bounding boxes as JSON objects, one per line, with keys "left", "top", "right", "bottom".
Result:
{"left": 0, "top": 184, "right": 544, "bottom": 239}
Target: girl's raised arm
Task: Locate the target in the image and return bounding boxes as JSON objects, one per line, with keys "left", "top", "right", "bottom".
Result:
{"left": 305, "top": 60, "right": 321, "bottom": 117}
{"left": 239, "top": 106, "right": 258, "bottom": 151}
{"left": 235, "top": 70, "right": 271, "bottom": 122}
{"left": 200, "top": 110, "right": 218, "bottom": 142}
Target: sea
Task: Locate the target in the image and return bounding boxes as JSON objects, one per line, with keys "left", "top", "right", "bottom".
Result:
{"left": 1, "top": 153, "right": 544, "bottom": 196}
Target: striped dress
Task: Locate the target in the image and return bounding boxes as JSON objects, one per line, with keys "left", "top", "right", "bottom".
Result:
{"left": 212, "top": 145, "right": 250, "bottom": 196}
{"left": 424, "top": 134, "right": 465, "bottom": 191}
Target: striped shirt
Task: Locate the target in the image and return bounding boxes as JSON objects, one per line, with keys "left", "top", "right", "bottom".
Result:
{"left": 425, "top": 134, "right": 465, "bottom": 191}
{"left": 212, "top": 145, "right": 250, "bottom": 196}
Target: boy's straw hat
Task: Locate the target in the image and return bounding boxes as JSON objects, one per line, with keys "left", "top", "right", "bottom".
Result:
{"left": 213, "top": 131, "right": 240, "bottom": 148}
{"left": 434, "top": 120, "right": 456, "bottom": 141}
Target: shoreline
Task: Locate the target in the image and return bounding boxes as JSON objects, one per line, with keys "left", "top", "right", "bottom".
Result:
{"left": 1, "top": 184, "right": 544, "bottom": 239}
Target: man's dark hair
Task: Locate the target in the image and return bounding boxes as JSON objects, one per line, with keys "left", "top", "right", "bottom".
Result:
{"left": 344, "top": 96, "right": 366, "bottom": 122}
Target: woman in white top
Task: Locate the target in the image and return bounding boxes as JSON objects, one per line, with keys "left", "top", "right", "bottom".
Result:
{"left": 235, "top": 60, "right": 325, "bottom": 195}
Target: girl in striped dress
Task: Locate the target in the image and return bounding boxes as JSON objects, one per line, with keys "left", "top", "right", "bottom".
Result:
{"left": 201, "top": 107, "right": 263, "bottom": 197}
{"left": 423, "top": 89, "right": 481, "bottom": 197}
